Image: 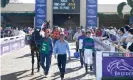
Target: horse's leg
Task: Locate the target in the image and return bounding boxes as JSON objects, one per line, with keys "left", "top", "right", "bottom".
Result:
{"left": 36, "top": 50, "right": 40, "bottom": 72}
{"left": 31, "top": 49, "right": 35, "bottom": 75}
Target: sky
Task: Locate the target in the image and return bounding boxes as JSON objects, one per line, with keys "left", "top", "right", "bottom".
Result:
{"left": 10, "top": 0, "right": 127, "bottom": 4}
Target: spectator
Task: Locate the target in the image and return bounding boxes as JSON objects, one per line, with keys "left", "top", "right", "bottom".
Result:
{"left": 96, "top": 28, "right": 102, "bottom": 37}
{"left": 128, "top": 43, "right": 133, "bottom": 52}
{"left": 78, "top": 29, "right": 86, "bottom": 67}
{"left": 68, "top": 27, "right": 73, "bottom": 41}
{"left": 73, "top": 27, "right": 82, "bottom": 52}
{"left": 118, "top": 28, "right": 127, "bottom": 49}
{"left": 124, "top": 25, "right": 130, "bottom": 36}
{"left": 126, "top": 28, "right": 133, "bottom": 49}
{"left": 52, "top": 26, "right": 60, "bottom": 45}
{"left": 64, "top": 28, "right": 69, "bottom": 40}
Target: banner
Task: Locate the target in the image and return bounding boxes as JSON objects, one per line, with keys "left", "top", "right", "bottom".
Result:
{"left": 86, "top": 0, "right": 97, "bottom": 28}
{"left": 102, "top": 52, "right": 133, "bottom": 77}
{"left": 129, "top": 16, "right": 133, "bottom": 24}
{"left": 35, "top": 0, "right": 47, "bottom": 28}
{"left": 0, "top": 36, "right": 25, "bottom": 56}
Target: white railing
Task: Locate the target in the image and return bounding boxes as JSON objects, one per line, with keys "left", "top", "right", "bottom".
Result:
{"left": 0, "top": 35, "right": 26, "bottom": 55}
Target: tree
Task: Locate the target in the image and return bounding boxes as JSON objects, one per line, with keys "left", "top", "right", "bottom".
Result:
{"left": 117, "top": 0, "right": 133, "bottom": 18}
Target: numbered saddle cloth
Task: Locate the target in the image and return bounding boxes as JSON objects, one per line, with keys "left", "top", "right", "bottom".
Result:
{"left": 40, "top": 39, "right": 50, "bottom": 54}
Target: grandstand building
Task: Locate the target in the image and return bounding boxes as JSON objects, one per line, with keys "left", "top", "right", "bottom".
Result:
{"left": 1, "top": 1, "right": 131, "bottom": 28}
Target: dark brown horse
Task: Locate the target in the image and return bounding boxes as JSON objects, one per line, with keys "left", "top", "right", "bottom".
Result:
{"left": 30, "top": 41, "right": 40, "bottom": 75}
{"left": 29, "top": 29, "right": 42, "bottom": 75}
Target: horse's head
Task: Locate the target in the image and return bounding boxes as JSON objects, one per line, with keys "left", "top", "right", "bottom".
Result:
{"left": 117, "top": 59, "right": 133, "bottom": 71}
{"left": 107, "top": 59, "right": 133, "bottom": 75}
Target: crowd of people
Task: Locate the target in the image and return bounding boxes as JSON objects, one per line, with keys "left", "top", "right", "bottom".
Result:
{"left": 29, "top": 26, "right": 97, "bottom": 80}
{"left": 0, "top": 26, "right": 31, "bottom": 38}
{"left": 1, "top": 23, "right": 132, "bottom": 79}
{"left": 95, "top": 25, "right": 133, "bottom": 52}
{"left": 36, "top": 24, "right": 133, "bottom": 79}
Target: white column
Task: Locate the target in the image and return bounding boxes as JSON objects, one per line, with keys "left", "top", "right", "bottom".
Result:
{"left": 80, "top": 0, "right": 86, "bottom": 29}
{"left": 47, "top": 0, "right": 53, "bottom": 28}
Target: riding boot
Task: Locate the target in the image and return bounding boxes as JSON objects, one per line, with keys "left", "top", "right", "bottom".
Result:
{"left": 85, "top": 64, "right": 88, "bottom": 74}
{"left": 90, "top": 65, "right": 93, "bottom": 71}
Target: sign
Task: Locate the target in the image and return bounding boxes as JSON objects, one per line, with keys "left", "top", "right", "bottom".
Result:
{"left": 102, "top": 52, "right": 133, "bottom": 77}
{"left": 102, "top": 57, "right": 133, "bottom": 77}
{"left": 86, "top": 0, "right": 97, "bottom": 28}
{"left": 53, "top": 0, "right": 80, "bottom": 14}
{"left": 96, "top": 52, "right": 133, "bottom": 80}
{"left": 11, "top": 41, "right": 21, "bottom": 50}
{"left": 35, "top": 0, "right": 47, "bottom": 28}
{"left": 0, "top": 36, "right": 25, "bottom": 56}
{"left": 20, "top": 40, "right": 25, "bottom": 47}
{"left": 129, "top": 17, "right": 133, "bottom": 24}
{"left": 1, "top": 43, "right": 10, "bottom": 54}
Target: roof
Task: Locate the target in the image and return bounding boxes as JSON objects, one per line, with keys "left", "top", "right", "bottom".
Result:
{"left": 1, "top": 3, "right": 35, "bottom": 13}
{"left": 1, "top": 3, "right": 131, "bottom": 14}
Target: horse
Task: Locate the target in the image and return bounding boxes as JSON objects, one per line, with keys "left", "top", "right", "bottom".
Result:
{"left": 29, "top": 29, "right": 42, "bottom": 75}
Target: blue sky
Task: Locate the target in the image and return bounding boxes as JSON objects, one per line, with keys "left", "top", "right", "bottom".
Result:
{"left": 10, "top": 0, "right": 127, "bottom": 4}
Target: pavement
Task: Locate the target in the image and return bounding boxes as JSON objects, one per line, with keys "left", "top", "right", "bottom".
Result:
{"left": 0, "top": 42, "right": 96, "bottom": 80}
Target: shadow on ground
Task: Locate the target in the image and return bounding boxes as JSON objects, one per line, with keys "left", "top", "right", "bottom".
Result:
{"left": 15, "top": 53, "right": 31, "bottom": 59}
{"left": 52, "top": 66, "right": 82, "bottom": 78}
{"left": 1, "top": 70, "right": 30, "bottom": 80}
{"left": 52, "top": 58, "right": 79, "bottom": 66}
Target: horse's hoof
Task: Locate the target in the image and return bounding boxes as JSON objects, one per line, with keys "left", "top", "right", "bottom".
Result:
{"left": 31, "top": 72, "right": 34, "bottom": 75}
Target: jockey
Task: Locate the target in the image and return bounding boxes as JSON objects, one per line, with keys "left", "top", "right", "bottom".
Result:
{"left": 52, "top": 26, "right": 60, "bottom": 45}
{"left": 82, "top": 31, "right": 95, "bottom": 74}
{"left": 39, "top": 29, "right": 53, "bottom": 77}
{"left": 78, "top": 29, "right": 86, "bottom": 67}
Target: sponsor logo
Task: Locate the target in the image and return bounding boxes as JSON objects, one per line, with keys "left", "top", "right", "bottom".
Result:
{"left": 107, "top": 59, "right": 133, "bottom": 76}
{"left": 21, "top": 40, "right": 25, "bottom": 47}
{"left": 88, "top": 9, "right": 95, "bottom": 14}
{"left": 12, "top": 43, "right": 18, "bottom": 49}
{"left": 37, "top": 8, "right": 45, "bottom": 14}
{"left": 37, "top": 19, "right": 43, "bottom": 24}
{"left": 88, "top": 20, "right": 95, "bottom": 25}
{"left": 88, "top": 0, "right": 96, "bottom": 4}
{"left": 3, "top": 46, "right": 9, "bottom": 52}
{"left": 37, "top": 0, "right": 45, "bottom": 3}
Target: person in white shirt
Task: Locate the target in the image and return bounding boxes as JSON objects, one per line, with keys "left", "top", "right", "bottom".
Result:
{"left": 124, "top": 25, "right": 130, "bottom": 36}
{"left": 126, "top": 28, "right": 133, "bottom": 49}
{"left": 73, "top": 27, "right": 82, "bottom": 52}
{"left": 119, "top": 28, "right": 127, "bottom": 49}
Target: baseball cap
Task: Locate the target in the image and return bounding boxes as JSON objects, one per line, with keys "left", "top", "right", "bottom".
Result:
{"left": 81, "top": 29, "right": 85, "bottom": 33}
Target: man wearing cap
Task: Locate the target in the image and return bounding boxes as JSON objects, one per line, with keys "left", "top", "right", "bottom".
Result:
{"left": 78, "top": 29, "right": 86, "bottom": 67}
{"left": 54, "top": 32, "right": 71, "bottom": 80}
{"left": 73, "top": 27, "right": 82, "bottom": 52}
{"left": 39, "top": 29, "right": 53, "bottom": 77}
